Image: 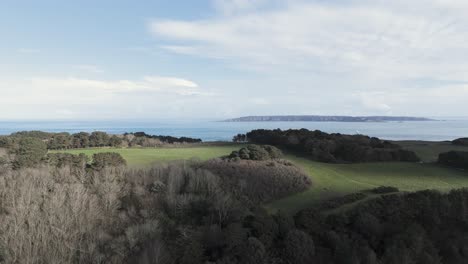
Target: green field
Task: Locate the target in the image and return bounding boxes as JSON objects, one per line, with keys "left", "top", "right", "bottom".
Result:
{"left": 268, "top": 156, "right": 468, "bottom": 213}
{"left": 57, "top": 145, "right": 240, "bottom": 166}
{"left": 396, "top": 140, "right": 468, "bottom": 162}
{"left": 57, "top": 145, "right": 468, "bottom": 214}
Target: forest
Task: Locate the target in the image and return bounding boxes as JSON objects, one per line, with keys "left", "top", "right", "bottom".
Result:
{"left": 0, "top": 130, "right": 468, "bottom": 263}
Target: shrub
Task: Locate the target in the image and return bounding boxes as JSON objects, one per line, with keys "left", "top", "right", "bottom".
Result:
{"left": 227, "top": 145, "right": 283, "bottom": 161}
{"left": 438, "top": 151, "right": 468, "bottom": 169}
{"left": 453, "top": 138, "right": 468, "bottom": 146}
{"left": 369, "top": 186, "right": 400, "bottom": 194}
{"left": 11, "top": 137, "right": 47, "bottom": 169}
{"left": 91, "top": 152, "right": 127, "bottom": 169}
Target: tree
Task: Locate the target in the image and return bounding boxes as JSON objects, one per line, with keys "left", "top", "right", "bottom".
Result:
{"left": 47, "top": 133, "right": 71, "bottom": 149}
{"left": 72, "top": 132, "right": 90, "bottom": 148}
{"left": 243, "top": 237, "right": 266, "bottom": 264}
{"left": 89, "top": 131, "right": 110, "bottom": 147}
{"left": 246, "top": 145, "right": 270, "bottom": 160}
{"left": 283, "top": 229, "right": 315, "bottom": 264}
{"left": 11, "top": 137, "right": 47, "bottom": 169}
{"left": 91, "top": 152, "right": 126, "bottom": 169}
{"left": 109, "top": 135, "right": 123, "bottom": 147}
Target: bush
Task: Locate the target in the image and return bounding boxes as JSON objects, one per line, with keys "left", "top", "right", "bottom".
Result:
{"left": 227, "top": 145, "right": 283, "bottom": 161}
{"left": 438, "top": 151, "right": 468, "bottom": 169}
{"left": 91, "top": 152, "right": 127, "bottom": 169}
{"left": 11, "top": 137, "right": 47, "bottom": 169}
{"left": 453, "top": 138, "right": 468, "bottom": 146}
{"left": 369, "top": 186, "right": 400, "bottom": 194}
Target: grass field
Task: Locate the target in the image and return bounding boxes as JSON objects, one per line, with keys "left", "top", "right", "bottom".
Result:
{"left": 57, "top": 144, "right": 468, "bottom": 214}
{"left": 396, "top": 140, "right": 468, "bottom": 162}
{"left": 267, "top": 156, "right": 468, "bottom": 213}
{"left": 56, "top": 145, "right": 240, "bottom": 166}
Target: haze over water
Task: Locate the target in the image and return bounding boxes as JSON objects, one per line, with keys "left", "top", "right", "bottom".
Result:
{"left": 1, "top": 118, "right": 467, "bottom": 142}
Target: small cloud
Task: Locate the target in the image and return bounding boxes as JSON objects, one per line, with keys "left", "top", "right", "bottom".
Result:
{"left": 18, "top": 48, "right": 40, "bottom": 54}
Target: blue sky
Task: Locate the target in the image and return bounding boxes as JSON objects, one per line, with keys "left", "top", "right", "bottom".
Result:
{"left": 1, "top": 0, "right": 467, "bottom": 120}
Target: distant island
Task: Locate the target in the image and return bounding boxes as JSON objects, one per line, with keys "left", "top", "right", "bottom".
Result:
{"left": 222, "top": 115, "right": 435, "bottom": 122}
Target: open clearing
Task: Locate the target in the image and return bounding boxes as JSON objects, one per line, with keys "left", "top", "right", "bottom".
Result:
{"left": 396, "top": 140, "right": 468, "bottom": 162}
{"left": 57, "top": 145, "right": 468, "bottom": 214}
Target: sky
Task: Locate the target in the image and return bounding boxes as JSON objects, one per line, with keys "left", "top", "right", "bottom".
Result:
{"left": 1, "top": 0, "right": 467, "bottom": 120}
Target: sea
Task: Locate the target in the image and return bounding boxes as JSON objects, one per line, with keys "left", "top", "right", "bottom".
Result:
{"left": 0, "top": 117, "right": 467, "bottom": 142}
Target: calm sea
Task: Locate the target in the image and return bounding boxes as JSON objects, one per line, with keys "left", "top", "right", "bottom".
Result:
{"left": 0, "top": 118, "right": 467, "bottom": 142}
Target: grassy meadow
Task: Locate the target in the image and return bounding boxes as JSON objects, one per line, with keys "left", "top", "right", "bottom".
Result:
{"left": 56, "top": 144, "right": 468, "bottom": 214}
{"left": 396, "top": 140, "right": 468, "bottom": 162}
{"left": 56, "top": 145, "right": 240, "bottom": 166}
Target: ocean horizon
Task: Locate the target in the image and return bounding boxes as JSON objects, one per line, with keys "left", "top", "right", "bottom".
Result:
{"left": 1, "top": 117, "right": 467, "bottom": 142}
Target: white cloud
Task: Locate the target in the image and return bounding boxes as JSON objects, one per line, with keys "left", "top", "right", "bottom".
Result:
{"left": 147, "top": 0, "right": 468, "bottom": 116}
{"left": 0, "top": 76, "right": 211, "bottom": 119}
{"left": 150, "top": 0, "right": 468, "bottom": 82}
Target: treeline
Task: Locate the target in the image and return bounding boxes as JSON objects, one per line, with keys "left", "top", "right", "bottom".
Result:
{"left": 0, "top": 135, "right": 126, "bottom": 170}
{"left": 0, "top": 130, "right": 202, "bottom": 150}
{"left": 295, "top": 189, "right": 468, "bottom": 264}
{"left": 452, "top": 137, "right": 468, "bottom": 146}
{"left": 236, "top": 129, "right": 420, "bottom": 163}
{"left": 226, "top": 144, "right": 283, "bottom": 161}
{"left": 438, "top": 151, "right": 468, "bottom": 169}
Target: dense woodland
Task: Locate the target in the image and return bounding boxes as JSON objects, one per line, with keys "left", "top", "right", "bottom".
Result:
{"left": 0, "top": 130, "right": 201, "bottom": 151}
{"left": 438, "top": 151, "right": 468, "bottom": 169}
{"left": 234, "top": 129, "right": 420, "bottom": 163}
{"left": 453, "top": 137, "right": 468, "bottom": 146}
{"left": 3, "top": 152, "right": 468, "bottom": 263}
{"left": 1, "top": 131, "right": 468, "bottom": 263}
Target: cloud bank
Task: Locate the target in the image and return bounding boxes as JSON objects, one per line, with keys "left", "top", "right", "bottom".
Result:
{"left": 150, "top": 0, "right": 468, "bottom": 116}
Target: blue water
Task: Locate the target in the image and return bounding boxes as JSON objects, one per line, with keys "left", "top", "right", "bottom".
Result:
{"left": 0, "top": 118, "right": 467, "bottom": 142}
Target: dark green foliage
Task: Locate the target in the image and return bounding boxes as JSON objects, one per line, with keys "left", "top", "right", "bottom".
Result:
{"left": 11, "top": 137, "right": 47, "bottom": 169}
{"left": 243, "top": 237, "right": 266, "bottom": 264}
{"left": 91, "top": 152, "right": 127, "bottom": 169}
{"left": 296, "top": 189, "right": 468, "bottom": 264}
{"left": 89, "top": 131, "right": 110, "bottom": 147}
{"left": 438, "top": 151, "right": 468, "bottom": 169}
{"left": 47, "top": 152, "right": 89, "bottom": 168}
{"left": 453, "top": 138, "right": 468, "bottom": 146}
{"left": 47, "top": 133, "right": 71, "bottom": 149}
{"left": 369, "top": 186, "right": 400, "bottom": 194}
{"left": 232, "top": 134, "right": 247, "bottom": 142}
{"left": 283, "top": 229, "right": 315, "bottom": 264}
{"left": 127, "top": 132, "right": 202, "bottom": 144}
{"left": 71, "top": 132, "right": 90, "bottom": 148}
{"left": 246, "top": 145, "right": 270, "bottom": 160}
{"left": 245, "top": 129, "right": 420, "bottom": 163}
{"left": 10, "top": 130, "right": 53, "bottom": 140}
{"left": 109, "top": 135, "right": 123, "bottom": 147}
{"left": 227, "top": 145, "right": 283, "bottom": 161}
{"left": 0, "top": 136, "right": 11, "bottom": 148}
{"left": 2, "top": 130, "right": 202, "bottom": 151}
